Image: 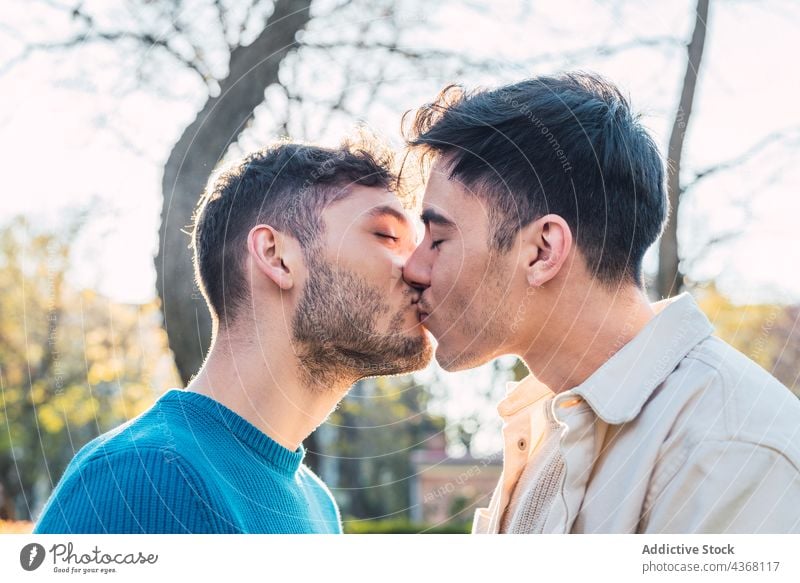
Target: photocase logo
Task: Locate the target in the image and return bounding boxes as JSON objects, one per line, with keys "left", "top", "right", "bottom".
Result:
{"left": 20, "top": 543, "right": 46, "bottom": 571}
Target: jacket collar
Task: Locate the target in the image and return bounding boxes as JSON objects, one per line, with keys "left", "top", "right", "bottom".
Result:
{"left": 497, "top": 372, "right": 553, "bottom": 418}
{"left": 497, "top": 292, "right": 714, "bottom": 425}
{"left": 571, "top": 292, "right": 714, "bottom": 424}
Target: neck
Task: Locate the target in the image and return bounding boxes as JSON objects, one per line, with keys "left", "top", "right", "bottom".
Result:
{"left": 186, "top": 323, "right": 354, "bottom": 451}
{"left": 521, "top": 284, "right": 655, "bottom": 394}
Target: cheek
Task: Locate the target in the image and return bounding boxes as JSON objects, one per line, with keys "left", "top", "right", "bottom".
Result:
{"left": 428, "top": 259, "right": 457, "bottom": 305}
{"left": 445, "top": 254, "right": 513, "bottom": 322}
{"left": 333, "top": 241, "right": 392, "bottom": 277}
{"left": 429, "top": 243, "right": 469, "bottom": 298}
{"left": 431, "top": 256, "right": 476, "bottom": 312}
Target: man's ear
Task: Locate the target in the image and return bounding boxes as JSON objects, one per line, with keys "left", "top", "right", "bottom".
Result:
{"left": 246, "top": 225, "right": 299, "bottom": 291}
{"left": 519, "top": 214, "right": 573, "bottom": 288}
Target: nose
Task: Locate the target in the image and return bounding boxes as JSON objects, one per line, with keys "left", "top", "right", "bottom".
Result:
{"left": 402, "top": 243, "right": 431, "bottom": 294}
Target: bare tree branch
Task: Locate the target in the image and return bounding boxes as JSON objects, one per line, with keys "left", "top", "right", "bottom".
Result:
{"left": 1, "top": 3, "right": 214, "bottom": 82}
{"left": 302, "top": 35, "right": 682, "bottom": 73}
{"left": 683, "top": 127, "right": 800, "bottom": 193}
{"left": 682, "top": 227, "right": 745, "bottom": 275}
{"left": 682, "top": 147, "right": 798, "bottom": 275}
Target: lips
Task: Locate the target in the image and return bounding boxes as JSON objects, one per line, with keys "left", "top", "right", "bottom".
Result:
{"left": 415, "top": 298, "right": 432, "bottom": 323}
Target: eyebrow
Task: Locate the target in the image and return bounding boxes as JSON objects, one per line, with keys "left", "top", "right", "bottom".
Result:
{"left": 366, "top": 205, "right": 413, "bottom": 229}
{"left": 420, "top": 208, "right": 456, "bottom": 229}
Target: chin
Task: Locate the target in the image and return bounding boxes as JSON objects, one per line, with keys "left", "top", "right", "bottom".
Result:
{"left": 434, "top": 345, "right": 489, "bottom": 372}
{"left": 375, "top": 334, "right": 435, "bottom": 377}
{"left": 413, "top": 334, "right": 436, "bottom": 369}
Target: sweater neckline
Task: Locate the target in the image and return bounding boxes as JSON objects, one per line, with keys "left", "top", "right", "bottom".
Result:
{"left": 158, "top": 388, "right": 305, "bottom": 476}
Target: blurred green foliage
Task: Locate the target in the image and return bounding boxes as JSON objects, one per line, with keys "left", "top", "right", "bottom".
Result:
{"left": 0, "top": 216, "right": 179, "bottom": 520}
{"left": 315, "top": 374, "right": 447, "bottom": 521}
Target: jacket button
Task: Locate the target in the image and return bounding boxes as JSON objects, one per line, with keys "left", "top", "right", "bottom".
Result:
{"left": 517, "top": 438, "right": 527, "bottom": 451}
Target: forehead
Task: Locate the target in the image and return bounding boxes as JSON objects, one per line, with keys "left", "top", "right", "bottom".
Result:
{"left": 422, "top": 158, "right": 483, "bottom": 221}
{"left": 321, "top": 185, "right": 412, "bottom": 227}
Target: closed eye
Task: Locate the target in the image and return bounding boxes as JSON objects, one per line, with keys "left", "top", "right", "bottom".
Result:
{"left": 431, "top": 239, "right": 444, "bottom": 250}
{"left": 375, "top": 233, "right": 399, "bottom": 242}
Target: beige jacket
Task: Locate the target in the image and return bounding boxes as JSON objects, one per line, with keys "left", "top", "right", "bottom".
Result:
{"left": 473, "top": 293, "right": 800, "bottom": 533}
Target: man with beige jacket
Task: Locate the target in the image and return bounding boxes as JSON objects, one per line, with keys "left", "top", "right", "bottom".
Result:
{"left": 401, "top": 72, "right": 800, "bottom": 533}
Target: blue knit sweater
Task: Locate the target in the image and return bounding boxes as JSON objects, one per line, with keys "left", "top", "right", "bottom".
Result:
{"left": 33, "top": 389, "right": 341, "bottom": 534}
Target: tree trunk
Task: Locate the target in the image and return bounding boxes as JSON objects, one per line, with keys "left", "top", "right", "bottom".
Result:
{"left": 155, "top": 0, "right": 313, "bottom": 384}
{"left": 657, "top": 0, "right": 710, "bottom": 299}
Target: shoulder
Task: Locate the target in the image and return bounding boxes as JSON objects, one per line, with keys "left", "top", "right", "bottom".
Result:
{"left": 656, "top": 335, "right": 800, "bottom": 457}
{"left": 643, "top": 439, "right": 800, "bottom": 532}
{"left": 643, "top": 336, "right": 800, "bottom": 505}
{"left": 34, "top": 400, "right": 236, "bottom": 533}
{"left": 63, "top": 442, "right": 207, "bottom": 490}
{"left": 60, "top": 393, "right": 216, "bottom": 484}
{"left": 80, "top": 395, "right": 200, "bottom": 457}
{"left": 34, "top": 445, "right": 223, "bottom": 533}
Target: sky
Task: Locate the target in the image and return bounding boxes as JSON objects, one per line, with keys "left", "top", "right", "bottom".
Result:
{"left": 1, "top": 0, "right": 799, "bottom": 311}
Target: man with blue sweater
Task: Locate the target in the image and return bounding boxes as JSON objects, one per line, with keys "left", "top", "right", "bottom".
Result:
{"left": 34, "top": 139, "right": 432, "bottom": 533}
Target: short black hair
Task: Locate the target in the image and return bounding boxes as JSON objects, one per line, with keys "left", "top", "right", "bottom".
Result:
{"left": 403, "top": 72, "right": 667, "bottom": 286}
{"left": 191, "top": 139, "right": 396, "bottom": 325}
